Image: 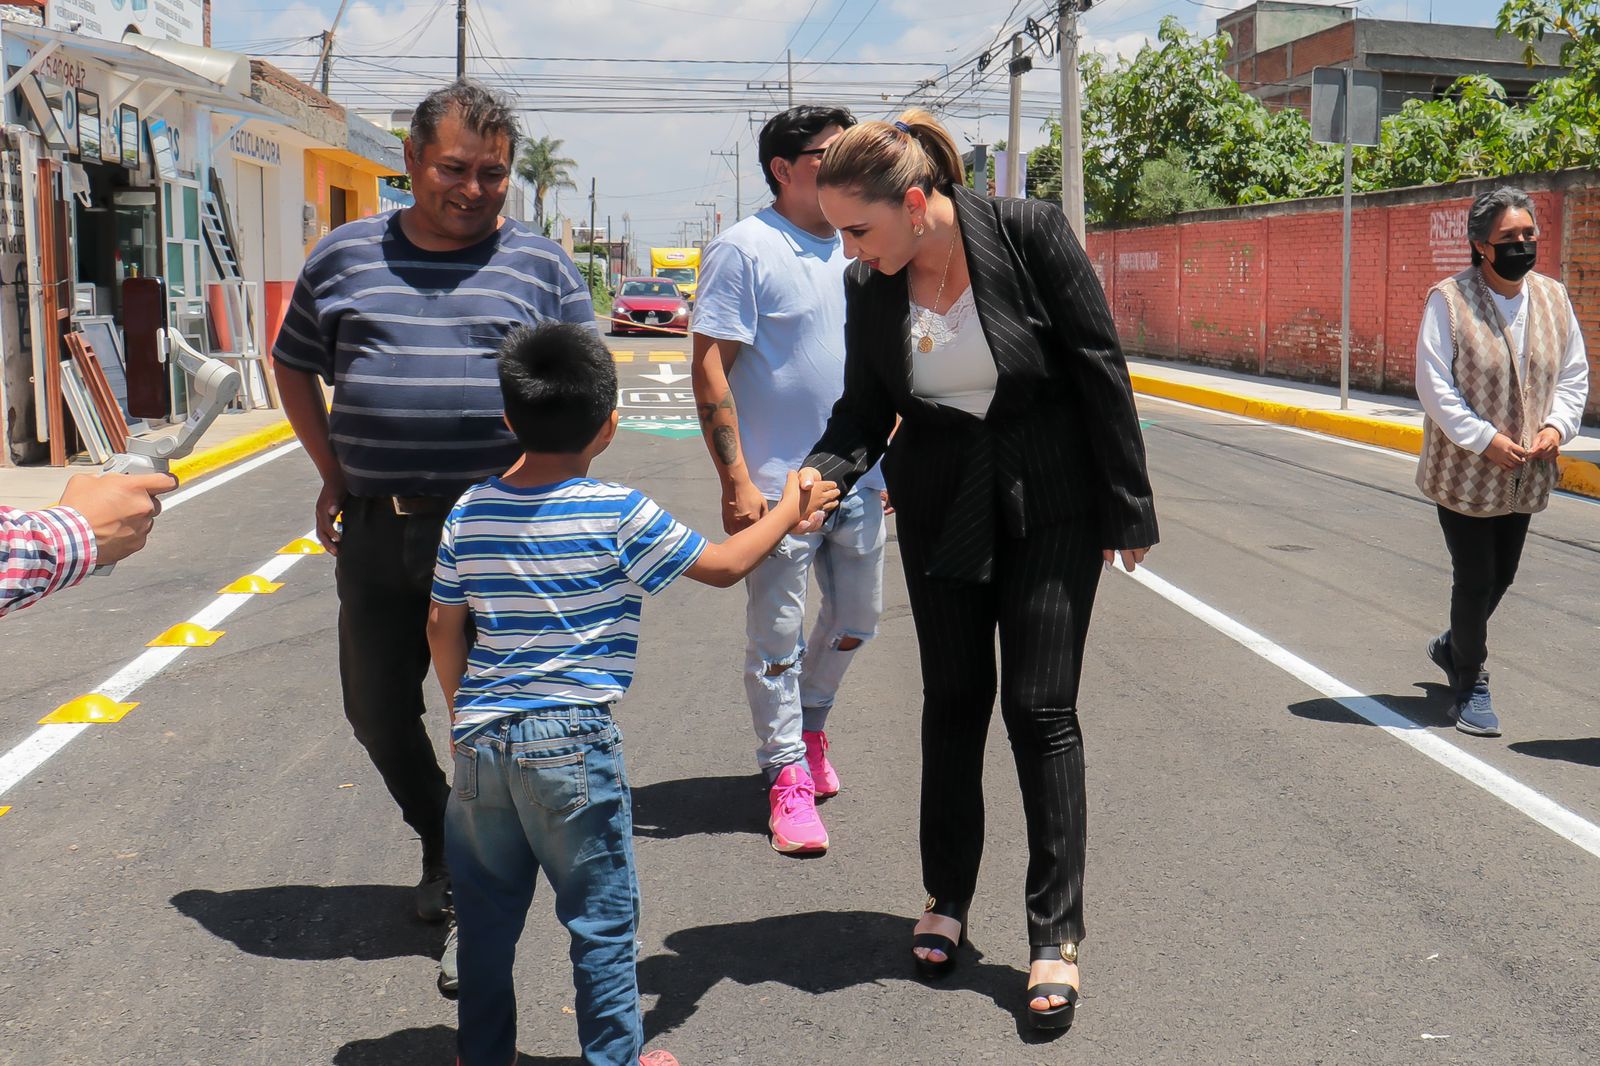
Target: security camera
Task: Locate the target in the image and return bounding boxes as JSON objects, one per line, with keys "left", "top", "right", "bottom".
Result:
{"left": 67, "top": 19, "right": 84, "bottom": 32}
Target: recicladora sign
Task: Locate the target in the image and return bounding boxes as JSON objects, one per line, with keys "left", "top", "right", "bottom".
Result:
{"left": 46, "top": 0, "right": 206, "bottom": 47}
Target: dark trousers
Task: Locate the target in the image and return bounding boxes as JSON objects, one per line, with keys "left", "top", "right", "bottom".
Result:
{"left": 334, "top": 496, "right": 455, "bottom": 860}
{"left": 1436, "top": 505, "right": 1532, "bottom": 690}
{"left": 899, "top": 517, "right": 1102, "bottom": 946}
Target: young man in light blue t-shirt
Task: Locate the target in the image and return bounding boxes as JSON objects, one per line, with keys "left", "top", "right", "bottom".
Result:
{"left": 691, "top": 105, "right": 888, "bottom": 855}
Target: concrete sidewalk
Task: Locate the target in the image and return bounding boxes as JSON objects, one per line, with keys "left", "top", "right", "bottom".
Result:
{"left": 0, "top": 409, "right": 293, "bottom": 510}
{"left": 1128, "top": 356, "right": 1600, "bottom": 499}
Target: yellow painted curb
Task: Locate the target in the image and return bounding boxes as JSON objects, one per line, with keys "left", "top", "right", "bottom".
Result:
{"left": 1130, "top": 373, "right": 1600, "bottom": 502}
{"left": 0, "top": 806, "right": 11, "bottom": 818}
{"left": 170, "top": 419, "right": 296, "bottom": 483}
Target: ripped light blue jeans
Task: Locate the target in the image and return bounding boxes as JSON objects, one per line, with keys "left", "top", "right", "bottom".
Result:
{"left": 744, "top": 485, "right": 886, "bottom": 777}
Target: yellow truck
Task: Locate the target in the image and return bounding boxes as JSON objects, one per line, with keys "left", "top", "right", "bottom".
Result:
{"left": 649, "top": 247, "right": 701, "bottom": 305}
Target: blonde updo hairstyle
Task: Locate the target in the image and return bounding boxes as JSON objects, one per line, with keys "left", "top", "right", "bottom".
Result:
{"left": 818, "top": 108, "right": 964, "bottom": 204}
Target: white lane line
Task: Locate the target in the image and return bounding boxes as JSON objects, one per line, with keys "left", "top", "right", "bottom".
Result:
{"left": 1118, "top": 562, "right": 1600, "bottom": 860}
{"left": 163, "top": 441, "right": 304, "bottom": 512}
{"left": 0, "top": 528, "right": 320, "bottom": 802}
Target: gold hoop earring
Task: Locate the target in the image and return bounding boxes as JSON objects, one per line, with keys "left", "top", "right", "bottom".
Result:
{"left": 914, "top": 223, "right": 925, "bottom": 237}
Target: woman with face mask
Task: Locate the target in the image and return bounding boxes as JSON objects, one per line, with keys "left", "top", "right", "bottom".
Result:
{"left": 797, "top": 109, "right": 1158, "bottom": 1032}
{"left": 1415, "top": 186, "right": 1589, "bottom": 737}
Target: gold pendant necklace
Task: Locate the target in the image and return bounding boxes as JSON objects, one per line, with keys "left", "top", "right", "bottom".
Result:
{"left": 912, "top": 226, "right": 958, "bottom": 355}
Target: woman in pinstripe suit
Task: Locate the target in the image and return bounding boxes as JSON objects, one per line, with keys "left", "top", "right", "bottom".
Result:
{"left": 799, "top": 109, "right": 1158, "bottom": 1031}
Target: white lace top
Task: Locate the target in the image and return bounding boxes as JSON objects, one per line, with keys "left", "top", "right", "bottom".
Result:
{"left": 908, "top": 287, "right": 998, "bottom": 418}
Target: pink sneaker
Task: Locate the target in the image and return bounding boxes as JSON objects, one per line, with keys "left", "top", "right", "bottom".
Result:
{"left": 803, "top": 730, "right": 840, "bottom": 797}
{"left": 768, "top": 764, "right": 829, "bottom": 853}
{"left": 640, "top": 1052, "right": 681, "bottom": 1066}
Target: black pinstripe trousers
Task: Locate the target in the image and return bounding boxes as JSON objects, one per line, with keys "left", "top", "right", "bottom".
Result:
{"left": 899, "top": 515, "right": 1101, "bottom": 947}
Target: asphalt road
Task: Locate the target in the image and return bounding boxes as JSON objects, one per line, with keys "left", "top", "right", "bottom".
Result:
{"left": 4, "top": 338, "right": 1600, "bottom": 1064}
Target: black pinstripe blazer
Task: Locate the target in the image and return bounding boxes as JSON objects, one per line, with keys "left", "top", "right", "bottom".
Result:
{"left": 803, "top": 185, "right": 1158, "bottom": 583}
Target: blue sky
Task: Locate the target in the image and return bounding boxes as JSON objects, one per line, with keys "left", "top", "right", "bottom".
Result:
{"left": 214, "top": 0, "right": 1516, "bottom": 248}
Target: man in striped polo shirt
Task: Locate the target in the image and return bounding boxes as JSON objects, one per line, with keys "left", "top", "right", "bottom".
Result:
{"left": 272, "top": 80, "right": 596, "bottom": 923}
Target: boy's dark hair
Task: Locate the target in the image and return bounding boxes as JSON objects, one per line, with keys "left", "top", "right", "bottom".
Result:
{"left": 758, "top": 105, "right": 856, "bottom": 195}
{"left": 497, "top": 323, "right": 618, "bottom": 454}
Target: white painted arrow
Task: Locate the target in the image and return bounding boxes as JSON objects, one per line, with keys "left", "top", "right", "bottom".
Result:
{"left": 640, "top": 364, "right": 690, "bottom": 385}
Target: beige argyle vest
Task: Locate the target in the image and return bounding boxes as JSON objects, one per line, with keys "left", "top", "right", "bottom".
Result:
{"left": 1416, "top": 267, "right": 1569, "bottom": 517}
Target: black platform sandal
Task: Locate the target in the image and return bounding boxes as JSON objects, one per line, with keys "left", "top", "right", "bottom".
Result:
{"left": 911, "top": 896, "right": 969, "bottom": 979}
{"left": 1026, "top": 942, "right": 1080, "bottom": 1030}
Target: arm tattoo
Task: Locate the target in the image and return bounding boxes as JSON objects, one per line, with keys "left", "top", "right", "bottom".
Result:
{"left": 697, "top": 392, "right": 735, "bottom": 426}
{"left": 712, "top": 426, "right": 739, "bottom": 466}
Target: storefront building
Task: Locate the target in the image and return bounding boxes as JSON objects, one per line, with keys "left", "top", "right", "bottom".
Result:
{"left": 0, "top": 20, "right": 401, "bottom": 466}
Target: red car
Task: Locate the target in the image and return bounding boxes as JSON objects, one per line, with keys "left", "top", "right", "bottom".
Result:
{"left": 609, "top": 277, "right": 690, "bottom": 337}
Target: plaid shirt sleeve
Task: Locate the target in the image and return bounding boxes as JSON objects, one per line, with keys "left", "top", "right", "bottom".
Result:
{"left": 0, "top": 506, "right": 97, "bottom": 618}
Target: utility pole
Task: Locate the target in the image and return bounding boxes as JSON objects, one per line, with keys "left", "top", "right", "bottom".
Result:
{"left": 695, "top": 200, "right": 717, "bottom": 243}
{"left": 711, "top": 146, "right": 741, "bottom": 223}
{"left": 1005, "top": 35, "right": 1026, "bottom": 198}
{"left": 1059, "top": 0, "right": 1089, "bottom": 240}
{"left": 606, "top": 213, "right": 612, "bottom": 287}
{"left": 456, "top": 0, "right": 467, "bottom": 80}
{"left": 314, "top": 0, "right": 352, "bottom": 96}
{"left": 1340, "top": 65, "right": 1353, "bottom": 410}
{"left": 588, "top": 177, "right": 597, "bottom": 286}
{"left": 787, "top": 49, "right": 794, "bottom": 106}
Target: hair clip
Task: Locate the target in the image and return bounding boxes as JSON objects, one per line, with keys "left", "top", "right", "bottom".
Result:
{"left": 893, "top": 120, "right": 912, "bottom": 134}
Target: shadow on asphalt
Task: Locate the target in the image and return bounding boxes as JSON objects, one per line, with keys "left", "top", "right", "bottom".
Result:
{"left": 632, "top": 773, "right": 769, "bottom": 839}
{"left": 171, "top": 885, "right": 443, "bottom": 961}
{"left": 1287, "top": 683, "right": 1456, "bottom": 730}
{"left": 332, "top": 1024, "right": 580, "bottom": 1065}
{"left": 637, "top": 909, "right": 1032, "bottom": 1040}
{"left": 1509, "top": 737, "right": 1600, "bottom": 767}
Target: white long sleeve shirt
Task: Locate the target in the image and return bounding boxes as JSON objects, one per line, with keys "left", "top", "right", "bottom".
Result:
{"left": 1415, "top": 286, "right": 1589, "bottom": 454}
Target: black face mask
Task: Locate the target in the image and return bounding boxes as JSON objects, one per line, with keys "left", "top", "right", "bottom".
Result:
{"left": 1489, "top": 240, "right": 1537, "bottom": 282}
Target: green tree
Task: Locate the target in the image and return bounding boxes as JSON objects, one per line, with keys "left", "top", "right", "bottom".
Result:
{"left": 577, "top": 259, "right": 611, "bottom": 315}
{"left": 1500, "top": 0, "right": 1600, "bottom": 106}
{"left": 1129, "top": 149, "right": 1224, "bottom": 221}
{"left": 515, "top": 136, "right": 579, "bottom": 232}
{"left": 387, "top": 128, "right": 411, "bottom": 192}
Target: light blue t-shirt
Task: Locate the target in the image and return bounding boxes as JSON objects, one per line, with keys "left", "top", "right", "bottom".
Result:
{"left": 694, "top": 207, "right": 884, "bottom": 498}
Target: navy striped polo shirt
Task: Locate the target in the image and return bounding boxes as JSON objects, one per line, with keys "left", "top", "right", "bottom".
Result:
{"left": 272, "top": 211, "right": 596, "bottom": 497}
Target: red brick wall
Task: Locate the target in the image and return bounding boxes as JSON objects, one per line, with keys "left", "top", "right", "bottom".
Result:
{"left": 1088, "top": 174, "right": 1594, "bottom": 414}
{"left": 1255, "top": 47, "right": 1288, "bottom": 86}
{"left": 1289, "top": 22, "right": 1357, "bottom": 78}
{"left": 1100, "top": 228, "right": 1181, "bottom": 356}
{"left": 1177, "top": 219, "right": 1268, "bottom": 371}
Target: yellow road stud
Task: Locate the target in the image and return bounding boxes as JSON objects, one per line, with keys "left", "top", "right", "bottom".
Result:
{"left": 219, "top": 575, "right": 284, "bottom": 595}
{"left": 40, "top": 694, "right": 139, "bottom": 725}
{"left": 146, "top": 623, "right": 225, "bottom": 648}
{"left": 276, "top": 538, "right": 326, "bottom": 555}
{"left": 648, "top": 352, "right": 686, "bottom": 362}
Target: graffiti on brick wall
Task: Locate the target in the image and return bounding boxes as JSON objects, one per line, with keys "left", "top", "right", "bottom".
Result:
{"left": 1118, "top": 250, "right": 1161, "bottom": 272}
{"left": 1429, "top": 206, "right": 1472, "bottom": 273}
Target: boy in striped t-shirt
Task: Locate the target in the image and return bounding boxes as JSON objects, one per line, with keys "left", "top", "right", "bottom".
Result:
{"left": 426, "top": 322, "right": 837, "bottom": 1066}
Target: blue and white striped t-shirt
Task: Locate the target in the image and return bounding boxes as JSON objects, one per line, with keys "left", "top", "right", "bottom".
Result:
{"left": 431, "top": 477, "right": 708, "bottom": 740}
{"left": 272, "top": 211, "right": 596, "bottom": 497}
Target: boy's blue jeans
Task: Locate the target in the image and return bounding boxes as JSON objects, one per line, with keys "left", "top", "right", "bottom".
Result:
{"left": 447, "top": 707, "right": 641, "bottom": 1066}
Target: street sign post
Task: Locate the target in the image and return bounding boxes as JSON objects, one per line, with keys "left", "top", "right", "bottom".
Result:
{"left": 1311, "top": 67, "right": 1381, "bottom": 410}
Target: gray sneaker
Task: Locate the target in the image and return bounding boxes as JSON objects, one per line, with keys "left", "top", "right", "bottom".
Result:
{"left": 437, "top": 919, "right": 459, "bottom": 999}
{"left": 417, "top": 863, "right": 451, "bottom": 923}
{"left": 1454, "top": 672, "right": 1501, "bottom": 737}
{"left": 1427, "top": 631, "right": 1459, "bottom": 692}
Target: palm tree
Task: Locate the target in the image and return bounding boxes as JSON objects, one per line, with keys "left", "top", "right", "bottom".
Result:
{"left": 515, "top": 136, "right": 578, "bottom": 232}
